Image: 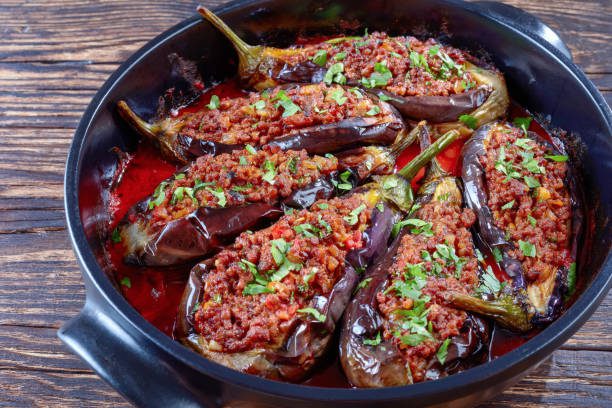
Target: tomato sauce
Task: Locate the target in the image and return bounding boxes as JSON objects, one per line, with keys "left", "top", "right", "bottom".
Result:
{"left": 106, "top": 79, "right": 548, "bottom": 385}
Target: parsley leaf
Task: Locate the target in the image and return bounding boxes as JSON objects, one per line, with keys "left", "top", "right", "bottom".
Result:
{"left": 330, "top": 88, "right": 348, "bottom": 105}
{"left": 312, "top": 50, "right": 327, "bottom": 66}
{"left": 436, "top": 338, "right": 451, "bottom": 364}
{"left": 363, "top": 331, "right": 382, "bottom": 346}
{"left": 544, "top": 154, "right": 569, "bottom": 162}
{"left": 323, "top": 63, "right": 346, "bottom": 85}
{"left": 120, "top": 277, "right": 131, "bottom": 288}
{"left": 298, "top": 307, "right": 326, "bottom": 322}
{"left": 206, "top": 95, "right": 220, "bottom": 110}
{"left": 513, "top": 116, "right": 533, "bottom": 135}
{"left": 148, "top": 181, "right": 168, "bottom": 209}
{"left": 518, "top": 240, "right": 536, "bottom": 257}
{"left": 343, "top": 203, "right": 367, "bottom": 225}
{"left": 366, "top": 105, "right": 381, "bottom": 116}
{"left": 501, "top": 200, "right": 515, "bottom": 210}
{"left": 111, "top": 228, "right": 122, "bottom": 243}
{"left": 262, "top": 159, "right": 277, "bottom": 185}
{"left": 476, "top": 265, "right": 501, "bottom": 295}
{"left": 205, "top": 186, "right": 226, "bottom": 207}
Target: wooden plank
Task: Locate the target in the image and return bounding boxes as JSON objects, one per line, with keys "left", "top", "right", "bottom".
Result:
{"left": 0, "top": 343, "right": 609, "bottom": 407}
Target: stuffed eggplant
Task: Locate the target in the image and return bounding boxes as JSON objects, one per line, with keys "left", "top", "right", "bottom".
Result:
{"left": 197, "top": 6, "right": 508, "bottom": 128}
{"left": 340, "top": 129, "right": 489, "bottom": 387}
{"left": 454, "top": 121, "right": 583, "bottom": 331}
{"left": 118, "top": 82, "right": 407, "bottom": 163}
{"left": 117, "top": 124, "right": 456, "bottom": 267}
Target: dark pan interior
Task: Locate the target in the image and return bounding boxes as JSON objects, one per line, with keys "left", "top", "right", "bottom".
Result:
{"left": 69, "top": 0, "right": 611, "bottom": 405}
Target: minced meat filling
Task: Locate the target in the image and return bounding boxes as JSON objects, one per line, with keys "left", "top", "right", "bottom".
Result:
{"left": 480, "top": 123, "right": 572, "bottom": 283}
{"left": 375, "top": 200, "right": 478, "bottom": 382}
{"left": 287, "top": 32, "right": 476, "bottom": 97}
{"left": 144, "top": 146, "right": 338, "bottom": 228}
{"left": 193, "top": 194, "right": 373, "bottom": 353}
{"left": 179, "top": 83, "right": 395, "bottom": 145}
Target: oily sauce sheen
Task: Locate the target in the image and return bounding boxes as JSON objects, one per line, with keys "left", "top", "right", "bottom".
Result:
{"left": 108, "top": 82, "right": 545, "bottom": 388}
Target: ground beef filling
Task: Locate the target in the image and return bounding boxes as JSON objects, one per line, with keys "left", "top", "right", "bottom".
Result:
{"left": 287, "top": 32, "right": 476, "bottom": 97}
{"left": 375, "top": 200, "right": 478, "bottom": 382}
{"left": 144, "top": 146, "right": 337, "bottom": 228}
{"left": 179, "top": 83, "right": 395, "bottom": 145}
{"left": 480, "top": 124, "right": 572, "bottom": 283}
{"left": 193, "top": 194, "right": 373, "bottom": 353}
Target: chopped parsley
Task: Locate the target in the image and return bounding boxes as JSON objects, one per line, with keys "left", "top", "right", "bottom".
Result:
{"left": 241, "top": 259, "right": 275, "bottom": 296}
{"left": 501, "top": 200, "right": 515, "bottom": 210}
{"left": 245, "top": 144, "right": 257, "bottom": 155}
{"left": 492, "top": 247, "right": 503, "bottom": 263}
{"left": 111, "top": 227, "right": 122, "bottom": 243}
{"left": 527, "top": 214, "right": 537, "bottom": 227}
{"left": 312, "top": 50, "right": 328, "bottom": 66}
{"left": 206, "top": 95, "right": 220, "bottom": 110}
{"left": 323, "top": 62, "right": 346, "bottom": 85}
{"left": 205, "top": 186, "right": 226, "bottom": 207}
{"left": 523, "top": 175, "right": 541, "bottom": 189}
{"left": 343, "top": 203, "right": 367, "bottom": 225}
{"left": 298, "top": 307, "right": 326, "bottom": 322}
{"left": 120, "top": 277, "right": 131, "bottom": 288}
{"left": 333, "top": 51, "right": 347, "bottom": 61}
{"left": 366, "top": 105, "right": 381, "bottom": 116}
{"left": 436, "top": 338, "right": 451, "bottom": 364}
{"left": 360, "top": 60, "right": 393, "bottom": 88}
{"left": 212, "top": 293, "right": 222, "bottom": 303}
{"left": 330, "top": 88, "right": 348, "bottom": 105}
{"left": 376, "top": 92, "right": 402, "bottom": 103}
{"left": 174, "top": 173, "right": 185, "bottom": 180}
{"left": 148, "top": 181, "right": 168, "bottom": 209}
{"left": 231, "top": 183, "right": 253, "bottom": 192}
{"left": 252, "top": 100, "right": 266, "bottom": 110}
{"left": 391, "top": 218, "right": 433, "bottom": 238}
{"left": 363, "top": 331, "right": 382, "bottom": 346}
{"left": 317, "top": 203, "right": 329, "bottom": 210}
{"left": 518, "top": 240, "right": 536, "bottom": 257}
{"left": 262, "top": 159, "right": 277, "bottom": 184}
{"left": 354, "top": 277, "right": 372, "bottom": 293}
{"left": 268, "top": 239, "right": 302, "bottom": 282}
{"left": 513, "top": 116, "right": 533, "bottom": 136}
{"left": 544, "top": 154, "right": 569, "bottom": 162}
{"left": 170, "top": 186, "right": 197, "bottom": 206}
{"left": 293, "top": 223, "right": 321, "bottom": 239}
{"left": 565, "top": 262, "right": 577, "bottom": 300}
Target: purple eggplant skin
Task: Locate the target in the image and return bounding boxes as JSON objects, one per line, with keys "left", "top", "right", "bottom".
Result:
{"left": 197, "top": 7, "right": 509, "bottom": 126}
{"left": 339, "top": 179, "right": 490, "bottom": 387}
{"left": 117, "top": 123, "right": 422, "bottom": 267}
{"left": 117, "top": 85, "right": 407, "bottom": 164}
{"left": 460, "top": 122, "right": 583, "bottom": 327}
{"left": 176, "top": 201, "right": 402, "bottom": 381}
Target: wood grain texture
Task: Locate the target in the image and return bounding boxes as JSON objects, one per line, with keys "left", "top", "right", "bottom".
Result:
{"left": 0, "top": 0, "right": 609, "bottom": 407}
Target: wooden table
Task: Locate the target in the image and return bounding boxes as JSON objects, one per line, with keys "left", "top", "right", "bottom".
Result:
{"left": 0, "top": 0, "right": 610, "bottom": 406}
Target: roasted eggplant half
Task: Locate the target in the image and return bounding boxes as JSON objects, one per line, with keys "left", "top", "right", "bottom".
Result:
{"left": 455, "top": 121, "right": 583, "bottom": 331}
{"left": 118, "top": 82, "right": 407, "bottom": 163}
{"left": 340, "top": 128, "right": 489, "bottom": 387}
{"left": 198, "top": 6, "right": 508, "bottom": 128}
{"left": 116, "top": 125, "right": 457, "bottom": 266}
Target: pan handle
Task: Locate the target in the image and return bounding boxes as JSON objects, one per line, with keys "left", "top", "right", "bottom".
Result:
{"left": 58, "top": 301, "right": 210, "bottom": 407}
{"left": 473, "top": 1, "right": 572, "bottom": 61}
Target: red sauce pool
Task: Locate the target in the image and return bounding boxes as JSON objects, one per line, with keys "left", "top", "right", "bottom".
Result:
{"left": 106, "top": 82, "right": 548, "bottom": 386}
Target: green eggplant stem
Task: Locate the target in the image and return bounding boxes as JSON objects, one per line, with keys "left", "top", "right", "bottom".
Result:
{"left": 197, "top": 6, "right": 259, "bottom": 65}
{"left": 449, "top": 292, "right": 533, "bottom": 333}
{"left": 117, "top": 100, "right": 158, "bottom": 141}
{"left": 389, "top": 121, "right": 425, "bottom": 158}
{"left": 398, "top": 129, "right": 459, "bottom": 180}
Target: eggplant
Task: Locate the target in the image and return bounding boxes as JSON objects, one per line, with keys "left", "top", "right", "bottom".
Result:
{"left": 197, "top": 6, "right": 508, "bottom": 126}
{"left": 454, "top": 121, "right": 583, "bottom": 331}
{"left": 118, "top": 82, "right": 407, "bottom": 163}
{"left": 339, "top": 128, "right": 489, "bottom": 387}
{"left": 175, "top": 130, "right": 459, "bottom": 381}
{"left": 116, "top": 124, "right": 454, "bottom": 267}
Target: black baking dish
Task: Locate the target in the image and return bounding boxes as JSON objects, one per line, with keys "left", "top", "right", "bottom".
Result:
{"left": 59, "top": 0, "right": 612, "bottom": 406}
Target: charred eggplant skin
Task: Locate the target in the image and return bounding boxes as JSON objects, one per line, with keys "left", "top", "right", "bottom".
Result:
{"left": 177, "top": 199, "right": 402, "bottom": 381}
{"left": 460, "top": 122, "right": 583, "bottom": 326}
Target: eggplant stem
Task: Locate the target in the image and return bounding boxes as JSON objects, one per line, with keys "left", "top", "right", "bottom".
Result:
{"left": 449, "top": 292, "right": 533, "bottom": 332}
{"left": 197, "top": 6, "right": 259, "bottom": 66}
{"left": 389, "top": 121, "right": 424, "bottom": 159}
{"left": 398, "top": 130, "right": 459, "bottom": 180}
{"left": 117, "top": 100, "right": 158, "bottom": 141}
